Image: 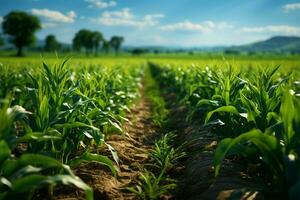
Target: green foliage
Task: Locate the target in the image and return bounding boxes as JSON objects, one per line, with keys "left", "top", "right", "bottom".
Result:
{"left": 0, "top": 59, "right": 143, "bottom": 199}
{"left": 128, "top": 132, "right": 185, "bottom": 199}
{"left": 109, "top": 36, "right": 124, "bottom": 55}
{"left": 150, "top": 61, "right": 300, "bottom": 199}
{"left": 150, "top": 133, "right": 185, "bottom": 173}
{"left": 0, "top": 35, "right": 4, "bottom": 47}
{"left": 2, "top": 11, "right": 41, "bottom": 56}
{"left": 0, "top": 101, "right": 93, "bottom": 200}
{"left": 44, "top": 34, "right": 61, "bottom": 52}
{"left": 214, "top": 91, "right": 300, "bottom": 198}
{"left": 72, "top": 29, "right": 104, "bottom": 55}
{"left": 127, "top": 170, "right": 176, "bottom": 200}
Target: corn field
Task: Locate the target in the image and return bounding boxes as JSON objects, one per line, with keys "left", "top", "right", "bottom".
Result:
{"left": 0, "top": 58, "right": 300, "bottom": 200}
{"left": 149, "top": 62, "right": 300, "bottom": 199}
{"left": 0, "top": 60, "right": 142, "bottom": 199}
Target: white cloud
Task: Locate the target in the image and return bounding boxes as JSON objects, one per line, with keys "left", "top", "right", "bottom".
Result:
{"left": 283, "top": 3, "right": 300, "bottom": 12}
{"left": 31, "top": 9, "right": 76, "bottom": 23}
{"left": 160, "top": 20, "right": 233, "bottom": 33}
{"left": 241, "top": 25, "right": 300, "bottom": 35}
{"left": 95, "top": 8, "right": 164, "bottom": 28}
{"left": 216, "top": 21, "right": 234, "bottom": 29}
{"left": 85, "top": 0, "right": 116, "bottom": 9}
{"left": 161, "top": 21, "right": 210, "bottom": 32}
{"left": 42, "top": 22, "right": 57, "bottom": 28}
{"left": 67, "top": 11, "right": 76, "bottom": 19}
{"left": 0, "top": 16, "right": 3, "bottom": 23}
{"left": 144, "top": 14, "right": 165, "bottom": 21}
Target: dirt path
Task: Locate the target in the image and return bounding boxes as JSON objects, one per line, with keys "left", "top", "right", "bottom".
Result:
{"left": 68, "top": 84, "right": 158, "bottom": 200}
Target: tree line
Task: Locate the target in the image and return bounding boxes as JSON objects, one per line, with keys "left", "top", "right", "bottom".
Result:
{"left": 72, "top": 29, "right": 124, "bottom": 56}
{"left": 0, "top": 11, "right": 124, "bottom": 56}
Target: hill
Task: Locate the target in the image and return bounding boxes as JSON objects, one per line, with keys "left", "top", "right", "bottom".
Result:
{"left": 230, "top": 36, "right": 300, "bottom": 53}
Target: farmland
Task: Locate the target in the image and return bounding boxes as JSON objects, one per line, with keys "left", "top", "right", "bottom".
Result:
{"left": 1, "top": 0, "right": 300, "bottom": 198}
{"left": 0, "top": 54, "right": 299, "bottom": 200}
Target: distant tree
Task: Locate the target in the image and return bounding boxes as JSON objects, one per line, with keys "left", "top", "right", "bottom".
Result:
{"left": 188, "top": 51, "right": 194, "bottom": 55}
{"left": 44, "top": 34, "right": 61, "bottom": 52}
{"left": 224, "top": 49, "right": 240, "bottom": 55}
{"left": 109, "top": 36, "right": 124, "bottom": 55}
{"left": 73, "top": 29, "right": 92, "bottom": 55}
{"left": 72, "top": 33, "right": 81, "bottom": 52}
{"left": 102, "top": 39, "right": 110, "bottom": 54}
{"left": 248, "top": 51, "right": 257, "bottom": 56}
{"left": 131, "top": 48, "right": 148, "bottom": 56}
{"left": 73, "top": 29, "right": 103, "bottom": 56}
{"left": 153, "top": 49, "right": 160, "bottom": 54}
{"left": 85, "top": 32, "right": 94, "bottom": 55}
{"left": 0, "top": 35, "right": 4, "bottom": 47}
{"left": 92, "top": 31, "right": 103, "bottom": 55}
{"left": 2, "top": 11, "right": 41, "bottom": 56}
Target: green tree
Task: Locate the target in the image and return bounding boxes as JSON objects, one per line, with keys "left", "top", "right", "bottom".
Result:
{"left": 131, "top": 48, "right": 148, "bottom": 56}
{"left": 72, "top": 29, "right": 93, "bottom": 55}
{"left": 0, "top": 35, "right": 4, "bottom": 47}
{"left": 2, "top": 11, "right": 41, "bottom": 56}
{"left": 44, "top": 34, "right": 61, "bottom": 52}
{"left": 109, "top": 36, "right": 124, "bottom": 55}
{"left": 73, "top": 29, "right": 104, "bottom": 56}
{"left": 92, "top": 31, "right": 103, "bottom": 56}
{"left": 72, "top": 33, "right": 81, "bottom": 52}
{"left": 102, "top": 39, "right": 110, "bottom": 54}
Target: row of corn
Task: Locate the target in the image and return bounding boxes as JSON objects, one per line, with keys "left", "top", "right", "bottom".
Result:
{"left": 0, "top": 60, "right": 143, "bottom": 199}
{"left": 149, "top": 62, "right": 300, "bottom": 199}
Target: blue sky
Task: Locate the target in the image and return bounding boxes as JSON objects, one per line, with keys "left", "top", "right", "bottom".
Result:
{"left": 0, "top": 0, "right": 300, "bottom": 46}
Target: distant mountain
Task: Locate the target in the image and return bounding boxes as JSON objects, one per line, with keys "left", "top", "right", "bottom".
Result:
{"left": 230, "top": 36, "right": 300, "bottom": 53}
{"left": 123, "top": 45, "right": 229, "bottom": 53}
{"left": 124, "top": 36, "right": 300, "bottom": 53}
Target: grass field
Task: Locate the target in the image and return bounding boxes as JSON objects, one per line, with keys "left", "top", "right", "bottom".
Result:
{"left": 0, "top": 54, "right": 300, "bottom": 200}
{"left": 1, "top": 53, "right": 300, "bottom": 67}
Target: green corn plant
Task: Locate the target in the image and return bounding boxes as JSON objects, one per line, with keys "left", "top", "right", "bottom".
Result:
{"left": 239, "top": 66, "right": 289, "bottom": 132}
{"left": 0, "top": 142, "right": 93, "bottom": 200}
{"left": 0, "top": 100, "right": 93, "bottom": 200}
{"left": 150, "top": 63, "right": 248, "bottom": 136}
{"left": 74, "top": 71, "right": 125, "bottom": 135}
{"left": 213, "top": 90, "right": 300, "bottom": 199}
{"left": 184, "top": 66, "right": 218, "bottom": 121}
{"left": 0, "top": 65, "right": 18, "bottom": 98}
{"left": 203, "top": 66, "right": 290, "bottom": 137}
{"left": 127, "top": 170, "right": 176, "bottom": 200}
{"left": 128, "top": 133, "right": 184, "bottom": 200}
{"left": 21, "top": 61, "right": 119, "bottom": 173}
{"left": 150, "top": 133, "right": 185, "bottom": 174}
{"left": 75, "top": 65, "right": 142, "bottom": 135}
{"left": 193, "top": 65, "right": 249, "bottom": 136}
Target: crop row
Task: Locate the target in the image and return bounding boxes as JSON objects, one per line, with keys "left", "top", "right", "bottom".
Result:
{"left": 149, "top": 62, "right": 300, "bottom": 199}
{"left": 0, "top": 61, "right": 143, "bottom": 199}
